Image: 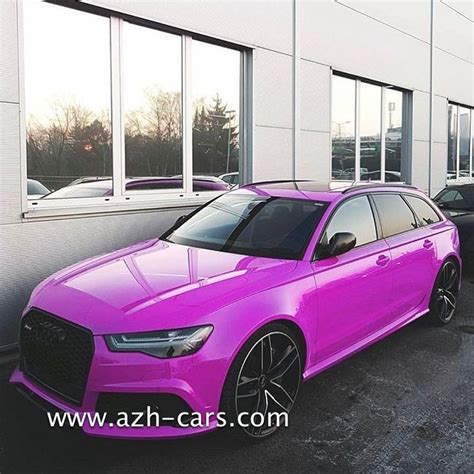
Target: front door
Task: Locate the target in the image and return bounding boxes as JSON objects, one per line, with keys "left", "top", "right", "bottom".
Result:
{"left": 311, "top": 195, "right": 393, "bottom": 362}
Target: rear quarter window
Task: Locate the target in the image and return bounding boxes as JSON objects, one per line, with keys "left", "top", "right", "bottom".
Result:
{"left": 404, "top": 195, "right": 441, "bottom": 226}
{"left": 371, "top": 193, "right": 417, "bottom": 238}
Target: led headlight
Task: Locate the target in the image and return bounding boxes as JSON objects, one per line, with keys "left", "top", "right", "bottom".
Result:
{"left": 105, "top": 325, "right": 213, "bottom": 358}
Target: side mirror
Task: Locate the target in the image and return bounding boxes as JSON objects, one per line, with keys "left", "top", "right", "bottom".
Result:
{"left": 326, "top": 232, "right": 357, "bottom": 257}
{"left": 175, "top": 214, "right": 188, "bottom": 227}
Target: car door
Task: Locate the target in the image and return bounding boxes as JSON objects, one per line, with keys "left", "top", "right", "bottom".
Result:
{"left": 311, "top": 195, "right": 393, "bottom": 362}
{"left": 371, "top": 193, "right": 439, "bottom": 320}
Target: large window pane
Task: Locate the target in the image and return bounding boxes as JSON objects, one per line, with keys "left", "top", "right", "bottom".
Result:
{"left": 24, "top": 0, "right": 111, "bottom": 199}
{"left": 192, "top": 41, "right": 240, "bottom": 191}
{"left": 123, "top": 22, "right": 182, "bottom": 190}
{"left": 385, "top": 89, "right": 404, "bottom": 182}
{"left": 459, "top": 107, "right": 471, "bottom": 177}
{"left": 359, "top": 83, "right": 382, "bottom": 181}
{"left": 447, "top": 104, "right": 458, "bottom": 182}
{"left": 331, "top": 76, "right": 356, "bottom": 180}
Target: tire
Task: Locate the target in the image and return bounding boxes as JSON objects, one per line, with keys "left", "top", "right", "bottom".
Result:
{"left": 220, "top": 323, "right": 303, "bottom": 441}
{"left": 428, "top": 259, "right": 460, "bottom": 325}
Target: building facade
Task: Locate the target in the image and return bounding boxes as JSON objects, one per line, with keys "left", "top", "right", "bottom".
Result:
{"left": 0, "top": 0, "right": 473, "bottom": 349}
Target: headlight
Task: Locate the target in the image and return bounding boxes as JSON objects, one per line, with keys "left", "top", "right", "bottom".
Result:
{"left": 105, "top": 325, "right": 213, "bottom": 358}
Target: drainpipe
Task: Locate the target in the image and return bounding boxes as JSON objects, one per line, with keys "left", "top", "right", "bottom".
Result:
{"left": 428, "top": 0, "right": 434, "bottom": 196}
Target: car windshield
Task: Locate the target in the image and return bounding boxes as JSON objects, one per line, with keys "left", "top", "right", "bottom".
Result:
{"left": 163, "top": 193, "right": 328, "bottom": 260}
{"left": 42, "top": 183, "right": 110, "bottom": 199}
{"left": 27, "top": 180, "right": 49, "bottom": 195}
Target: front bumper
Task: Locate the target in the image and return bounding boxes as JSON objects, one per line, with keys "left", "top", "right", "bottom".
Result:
{"left": 10, "top": 335, "right": 226, "bottom": 439}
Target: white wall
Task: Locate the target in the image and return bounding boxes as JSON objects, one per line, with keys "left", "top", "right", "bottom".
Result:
{"left": 0, "top": 0, "right": 473, "bottom": 348}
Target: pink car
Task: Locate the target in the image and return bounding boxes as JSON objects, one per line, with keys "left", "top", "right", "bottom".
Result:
{"left": 10, "top": 181, "right": 461, "bottom": 440}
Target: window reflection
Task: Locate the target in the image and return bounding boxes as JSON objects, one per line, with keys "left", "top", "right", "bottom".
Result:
{"left": 447, "top": 104, "right": 458, "bottom": 181}
{"left": 459, "top": 107, "right": 471, "bottom": 177}
{"left": 123, "top": 22, "right": 183, "bottom": 190}
{"left": 359, "top": 83, "right": 381, "bottom": 181}
{"left": 384, "top": 89, "right": 403, "bottom": 182}
{"left": 192, "top": 41, "right": 240, "bottom": 191}
{"left": 331, "top": 76, "right": 356, "bottom": 180}
{"left": 24, "top": 0, "right": 112, "bottom": 199}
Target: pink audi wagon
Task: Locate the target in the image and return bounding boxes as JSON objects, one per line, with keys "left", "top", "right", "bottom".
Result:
{"left": 11, "top": 182, "right": 461, "bottom": 439}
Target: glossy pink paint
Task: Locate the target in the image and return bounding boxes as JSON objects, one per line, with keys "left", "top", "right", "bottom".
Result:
{"left": 10, "top": 184, "right": 461, "bottom": 439}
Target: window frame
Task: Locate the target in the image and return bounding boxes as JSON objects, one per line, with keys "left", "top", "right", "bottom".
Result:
{"left": 19, "top": 0, "right": 253, "bottom": 218}
{"left": 447, "top": 101, "right": 474, "bottom": 185}
{"left": 330, "top": 71, "right": 412, "bottom": 185}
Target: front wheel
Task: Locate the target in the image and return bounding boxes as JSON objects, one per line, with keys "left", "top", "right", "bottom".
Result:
{"left": 429, "top": 260, "right": 460, "bottom": 325}
{"left": 220, "top": 323, "right": 302, "bottom": 440}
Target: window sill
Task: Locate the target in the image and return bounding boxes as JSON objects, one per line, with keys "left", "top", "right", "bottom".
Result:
{"left": 22, "top": 194, "right": 219, "bottom": 221}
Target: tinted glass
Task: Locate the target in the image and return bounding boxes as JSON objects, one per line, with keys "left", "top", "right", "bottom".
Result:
{"left": 435, "top": 188, "right": 474, "bottom": 210}
{"left": 123, "top": 22, "right": 182, "bottom": 188}
{"left": 324, "top": 196, "right": 377, "bottom": 248}
{"left": 372, "top": 194, "right": 417, "bottom": 237}
{"left": 192, "top": 41, "right": 240, "bottom": 191}
{"left": 360, "top": 83, "right": 382, "bottom": 181}
{"left": 447, "top": 104, "right": 457, "bottom": 181}
{"left": 331, "top": 76, "right": 356, "bottom": 180}
{"left": 24, "top": 0, "right": 112, "bottom": 198}
{"left": 404, "top": 195, "right": 440, "bottom": 226}
{"left": 385, "top": 89, "right": 404, "bottom": 181}
{"left": 164, "top": 194, "right": 328, "bottom": 259}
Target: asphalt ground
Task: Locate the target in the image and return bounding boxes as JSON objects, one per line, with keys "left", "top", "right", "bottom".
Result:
{"left": 0, "top": 273, "right": 472, "bottom": 473}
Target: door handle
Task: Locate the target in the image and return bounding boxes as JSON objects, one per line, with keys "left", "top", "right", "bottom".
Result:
{"left": 376, "top": 255, "right": 390, "bottom": 266}
{"left": 423, "top": 239, "right": 434, "bottom": 249}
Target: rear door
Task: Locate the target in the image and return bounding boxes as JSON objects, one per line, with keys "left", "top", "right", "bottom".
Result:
{"left": 311, "top": 195, "right": 393, "bottom": 361}
{"left": 371, "top": 193, "right": 439, "bottom": 320}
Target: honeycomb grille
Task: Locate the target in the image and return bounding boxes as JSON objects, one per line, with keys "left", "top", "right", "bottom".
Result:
{"left": 20, "top": 309, "right": 94, "bottom": 406}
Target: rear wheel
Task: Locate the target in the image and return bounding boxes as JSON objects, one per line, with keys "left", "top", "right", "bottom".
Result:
{"left": 429, "top": 260, "right": 460, "bottom": 325}
{"left": 221, "top": 323, "right": 302, "bottom": 440}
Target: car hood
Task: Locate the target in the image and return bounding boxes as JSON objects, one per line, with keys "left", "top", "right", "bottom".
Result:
{"left": 31, "top": 239, "right": 298, "bottom": 334}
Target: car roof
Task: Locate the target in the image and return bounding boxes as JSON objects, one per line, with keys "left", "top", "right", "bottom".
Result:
{"left": 237, "top": 180, "right": 421, "bottom": 202}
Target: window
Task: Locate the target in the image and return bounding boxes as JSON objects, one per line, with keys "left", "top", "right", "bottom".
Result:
{"left": 404, "top": 195, "right": 441, "bottom": 226}
{"left": 323, "top": 196, "right": 377, "bottom": 248}
{"left": 331, "top": 73, "right": 409, "bottom": 183}
{"left": 371, "top": 194, "right": 417, "bottom": 237}
{"left": 23, "top": 1, "right": 248, "bottom": 209}
{"left": 447, "top": 103, "right": 473, "bottom": 183}
{"left": 123, "top": 22, "right": 183, "bottom": 189}
{"left": 192, "top": 41, "right": 240, "bottom": 191}
{"left": 164, "top": 194, "right": 328, "bottom": 260}
{"left": 331, "top": 76, "right": 356, "bottom": 180}
{"left": 24, "top": 0, "right": 112, "bottom": 199}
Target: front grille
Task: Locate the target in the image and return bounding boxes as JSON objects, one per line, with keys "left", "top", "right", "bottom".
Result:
{"left": 20, "top": 309, "right": 94, "bottom": 406}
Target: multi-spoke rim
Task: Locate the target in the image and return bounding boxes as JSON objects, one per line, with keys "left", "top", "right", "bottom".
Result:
{"left": 235, "top": 331, "right": 301, "bottom": 438}
{"left": 436, "top": 261, "right": 459, "bottom": 323}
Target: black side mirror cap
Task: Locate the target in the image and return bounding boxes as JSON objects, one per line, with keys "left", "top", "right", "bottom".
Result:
{"left": 327, "top": 232, "right": 357, "bottom": 258}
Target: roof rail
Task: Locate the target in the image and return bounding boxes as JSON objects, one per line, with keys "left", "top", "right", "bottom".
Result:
{"left": 241, "top": 179, "right": 311, "bottom": 188}
{"left": 341, "top": 183, "right": 418, "bottom": 194}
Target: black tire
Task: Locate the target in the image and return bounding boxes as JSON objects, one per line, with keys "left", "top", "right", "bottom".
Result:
{"left": 220, "top": 323, "right": 303, "bottom": 441}
{"left": 429, "top": 259, "right": 460, "bottom": 325}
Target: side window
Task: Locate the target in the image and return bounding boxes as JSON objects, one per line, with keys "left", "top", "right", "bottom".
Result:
{"left": 372, "top": 194, "right": 417, "bottom": 237}
{"left": 404, "top": 195, "right": 441, "bottom": 226}
{"left": 323, "top": 196, "right": 377, "bottom": 248}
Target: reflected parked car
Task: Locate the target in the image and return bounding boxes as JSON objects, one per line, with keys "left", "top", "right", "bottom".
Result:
{"left": 219, "top": 172, "right": 239, "bottom": 187}
{"left": 433, "top": 183, "right": 474, "bottom": 267}
{"left": 27, "top": 179, "right": 50, "bottom": 199}
{"left": 11, "top": 181, "right": 461, "bottom": 440}
{"left": 40, "top": 176, "right": 230, "bottom": 199}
